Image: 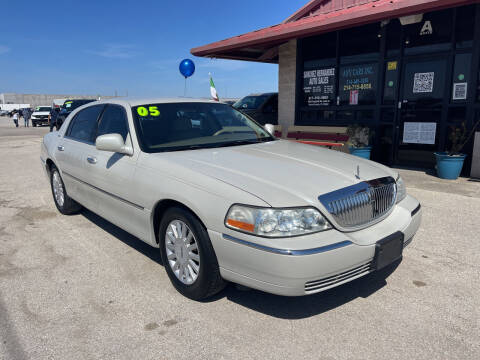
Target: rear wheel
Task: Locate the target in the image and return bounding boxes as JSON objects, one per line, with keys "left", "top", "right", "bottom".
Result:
{"left": 50, "top": 165, "right": 82, "bottom": 215}
{"left": 159, "top": 207, "right": 225, "bottom": 300}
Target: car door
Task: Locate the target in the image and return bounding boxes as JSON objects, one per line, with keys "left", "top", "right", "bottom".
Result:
{"left": 54, "top": 104, "right": 106, "bottom": 212}
{"left": 85, "top": 104, "right": 148, "bottom": 241}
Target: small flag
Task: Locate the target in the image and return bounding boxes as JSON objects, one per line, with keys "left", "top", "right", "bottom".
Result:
{"left": 209, "top": 73, "right": 219, "bottom": 101}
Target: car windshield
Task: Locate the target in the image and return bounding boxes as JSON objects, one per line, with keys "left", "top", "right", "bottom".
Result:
{"left": 233, "top": 95, "right": 270, "bottom": 110}
{"left": 36, "top": 107, "right": 50, "bottom": 112}
{"left": 132, "top": 102, "right": 275, "bottom": 153}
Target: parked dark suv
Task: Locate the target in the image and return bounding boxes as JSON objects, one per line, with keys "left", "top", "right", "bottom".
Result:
{"left": 56, "top": 99, "right": 96, "bottom": 130}
{"left": 233, "top": 93, "right": 278, "bottom": 125}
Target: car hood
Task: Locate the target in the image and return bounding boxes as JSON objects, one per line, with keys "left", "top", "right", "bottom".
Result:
{"left": 32, "top": 111, "right": 50, "bottom": 116}
{"left": 155, "top": 140, "right": 397, "bottom": 208}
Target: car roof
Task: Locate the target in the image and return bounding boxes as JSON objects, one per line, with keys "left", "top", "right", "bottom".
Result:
{"left": 244, "top": 92, "right": 277, "bottom": 97}
{"left": 91, "top": 97, "right": 225, "bottom": 107}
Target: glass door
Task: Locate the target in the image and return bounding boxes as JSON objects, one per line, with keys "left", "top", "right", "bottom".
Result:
{"left": 394, "top": 57, "right": 448, "bottom": 167}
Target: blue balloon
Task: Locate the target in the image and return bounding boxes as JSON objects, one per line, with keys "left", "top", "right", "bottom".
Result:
{"left": 179, "top": 59, "right": 195, "bottom": 78}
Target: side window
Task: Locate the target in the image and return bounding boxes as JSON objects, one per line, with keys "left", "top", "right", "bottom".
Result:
{"left": 67, "top": 105, "right": 104, "bottom": 143}
{"left": 97, "top": 104, "right": 129, "bottom": 141}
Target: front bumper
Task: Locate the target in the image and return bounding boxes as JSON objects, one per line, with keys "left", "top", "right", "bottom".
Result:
{"left": 209, "top": 194, "right": 421, "bottom": 296}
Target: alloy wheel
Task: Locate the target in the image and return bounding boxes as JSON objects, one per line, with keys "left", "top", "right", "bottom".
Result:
{"left": 52, "top": 171, "right": 65, "bottom": 207}
{"left": 165, "top": 220, "right": 201, "bottom": 285}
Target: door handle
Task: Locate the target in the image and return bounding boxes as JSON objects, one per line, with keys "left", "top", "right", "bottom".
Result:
{"left": 86, "top": 156, "right": 97, "bottom": 164}
{"left": 57, "top": 145, "right": 64, "bottom": 151}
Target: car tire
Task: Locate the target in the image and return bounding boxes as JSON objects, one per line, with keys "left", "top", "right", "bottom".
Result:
{"left": 159, "top": 207, "right": 226, "bottom": 300}
{"left": 32, "top": 122, "right": 37, "bottom": 127}
{"left": 50, "top": 165, "right": 82, "bottom": 215}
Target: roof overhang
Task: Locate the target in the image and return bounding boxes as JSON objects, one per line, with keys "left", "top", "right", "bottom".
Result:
{"left": 191, "top": 0, "right": 478, "bottom": 63}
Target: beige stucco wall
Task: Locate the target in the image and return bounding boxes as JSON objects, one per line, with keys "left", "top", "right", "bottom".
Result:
{"left": 278, "top": 40, "right": 297, "bottom": 136}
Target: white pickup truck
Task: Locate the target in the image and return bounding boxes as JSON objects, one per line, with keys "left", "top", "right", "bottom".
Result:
{"left": 31, "top": 106, "right": 51, "bottom": 127}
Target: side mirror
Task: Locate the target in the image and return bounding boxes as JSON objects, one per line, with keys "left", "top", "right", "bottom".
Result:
{"left": 264, "top": 123, "right": 275, "bottom": 136}
{"left": 96, "top": 133, "right": 133, "bottom": 156}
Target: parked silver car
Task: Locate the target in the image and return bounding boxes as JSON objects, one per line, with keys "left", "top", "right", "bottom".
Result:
{"left": 41, "top": 98, "right": 421, "bottom": 300}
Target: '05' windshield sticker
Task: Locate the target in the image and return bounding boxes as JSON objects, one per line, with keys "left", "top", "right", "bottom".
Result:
{"left": 137, "top": 106, "right": 160, "bottom": 117}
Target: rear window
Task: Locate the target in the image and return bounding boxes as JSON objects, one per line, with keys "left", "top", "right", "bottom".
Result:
{"left": 63, "top": 100, "right": 95, "bottom": 111}
{"left": 233, "top": 95, "right": 270, "bottom": 110}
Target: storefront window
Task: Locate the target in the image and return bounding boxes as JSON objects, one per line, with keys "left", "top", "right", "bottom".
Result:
{"left": 447, "top": 107, "right": 466, "bottom": 123}
{"left": 404, "top": 9, "right": 453, "bottom": 55}
{"left": 302, "top": 32, "right": 336, "bottom": 65}
{"left": 378, "top": 124, "right": 394, "bottom": 164}
{"left": 476, "top": 68, "right": 480, "bottom": 103}
{"left": 383, "top": 60, "right": 399, "bottom": 105}
{"left": 339, "top": 63, "right": 378, "bottom": 105}
{"left": 298, "top": 110, "right": 335, "bottom": 125}
{"left": 386, "top": 19, "right": 401, "bottom": 57}
{"left": 340, "top": 24, "right": 380, "bottom": 64}
{"left": 451, "top": 53, "right": 471, "bottom": 103}
{"left": 381, "top": 109, "right": 395, "bottom": 123}
{"left": 336, "top": 110, "right": 354, "bottom": 123}
{"left": 455, "top": 5, "right": 475, "bottom": 49}
{"left": 403, "top": 59, "right": 447, "bottom": 104}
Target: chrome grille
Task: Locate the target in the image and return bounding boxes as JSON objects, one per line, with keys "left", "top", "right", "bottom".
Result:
{"left": 305, "top": 261, "right": 373, "bottom": 293}
{"left": 319, "top": 177, "right": 397, "bottom": 229}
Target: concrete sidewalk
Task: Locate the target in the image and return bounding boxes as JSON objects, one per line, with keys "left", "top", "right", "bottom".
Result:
{"left": 0, "top": 117, "right": 479, "bottom": 360}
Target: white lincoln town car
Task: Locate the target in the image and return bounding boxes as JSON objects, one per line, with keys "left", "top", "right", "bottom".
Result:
{"left": 41, "top": 98, "right": 421, "bottom": 300}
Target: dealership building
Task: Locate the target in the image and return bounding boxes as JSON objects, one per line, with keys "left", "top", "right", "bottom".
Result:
{"left": 192, "top": 0, "right": 480, "bottom": 174}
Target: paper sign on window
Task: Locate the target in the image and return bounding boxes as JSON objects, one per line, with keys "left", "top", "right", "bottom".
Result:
{"left": 413, "top": 72, "right": 434, "bottom": 93}
{"left": 452, "top": 82, "right": 467, "bottom": 100}
{"left": 403, "top": 122, "right": 436, "bottom": 145}
{"left": 349, "top": 90, "right": 359, "bottom": 105}
{"left": 387, "top": 61, "right": 397, "bottom": 71}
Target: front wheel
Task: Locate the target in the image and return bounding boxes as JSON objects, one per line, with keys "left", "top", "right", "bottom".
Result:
{"left": 159, "top": 207, "right": 225, "bottom": 300}
{"left": 50, "top": 165, "right": 82, "bottom": 215}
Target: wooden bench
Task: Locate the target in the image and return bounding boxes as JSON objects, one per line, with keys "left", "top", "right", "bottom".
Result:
{"left": 286, "top": 126, "right": 349, "bottom": 150}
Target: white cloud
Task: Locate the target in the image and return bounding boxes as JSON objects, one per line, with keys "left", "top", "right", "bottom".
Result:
{"left": 87, "top": 44, "right": 136, "bottom": 59}
{"left": 0, "top": 45, "right": 10, "bottom": 54}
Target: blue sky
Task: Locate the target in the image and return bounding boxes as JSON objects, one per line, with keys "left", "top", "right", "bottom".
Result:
{"left": 0, "top": 0, "right": 305, "bottom": 99}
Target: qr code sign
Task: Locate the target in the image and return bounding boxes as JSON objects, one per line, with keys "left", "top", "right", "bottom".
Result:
{"left": 413, "top": 72, "right": 434, "bottom": 93}
{"left": 453, "top": 82, "right": 467, "bottom": 100}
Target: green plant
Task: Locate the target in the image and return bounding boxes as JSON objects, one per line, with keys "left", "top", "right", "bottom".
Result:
{"left": 346, "top": 124, "right": 373, "bottom": 148}
{"left": 447, "top": 118, "right": 480, "bottom": 156}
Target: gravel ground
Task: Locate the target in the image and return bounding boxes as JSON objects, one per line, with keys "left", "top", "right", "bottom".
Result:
{"left": 0, "top": 116, "right": 479, "bottom": 360}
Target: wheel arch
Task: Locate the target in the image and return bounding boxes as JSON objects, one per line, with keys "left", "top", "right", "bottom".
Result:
{"left": 45, "top": 158, "right": 56, "bottom": 175}
{"left": 151, "top": 199, "right": 208, "bottom": 244}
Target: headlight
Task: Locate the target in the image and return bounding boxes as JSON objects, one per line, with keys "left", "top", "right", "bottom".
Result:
{"left": 396, "top": 176, "right": 406, "bottom": 203}
{"left": 225, "top": 204, "right": 332, "bottom": 237}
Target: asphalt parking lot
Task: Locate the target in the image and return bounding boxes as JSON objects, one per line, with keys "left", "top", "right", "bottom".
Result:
{"left": 0, "top": 116, "right": 479, "bottom": 360}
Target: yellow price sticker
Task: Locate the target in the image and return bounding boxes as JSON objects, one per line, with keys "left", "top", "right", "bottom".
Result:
{"left": 137, "top": 106, "right": 160, "bottom": 117}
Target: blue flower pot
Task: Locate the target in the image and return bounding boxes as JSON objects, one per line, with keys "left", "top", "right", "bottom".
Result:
{"left": 434, "top": 152, "right": 466, "bottom": 180}
{"left": 349, "top": 146, "right": 372, "bottom": 159}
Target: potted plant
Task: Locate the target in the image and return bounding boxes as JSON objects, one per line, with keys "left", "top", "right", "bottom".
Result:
{"left": 435, "top": 120, "right": 480, "bottom": 180}
{"left": 346, "top": 124, "right": 373, "bottom": 159}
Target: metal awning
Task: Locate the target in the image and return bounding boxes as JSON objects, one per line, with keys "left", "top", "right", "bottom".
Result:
{"left": 191, "top": 0, "right": 477, "bottom": 63}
